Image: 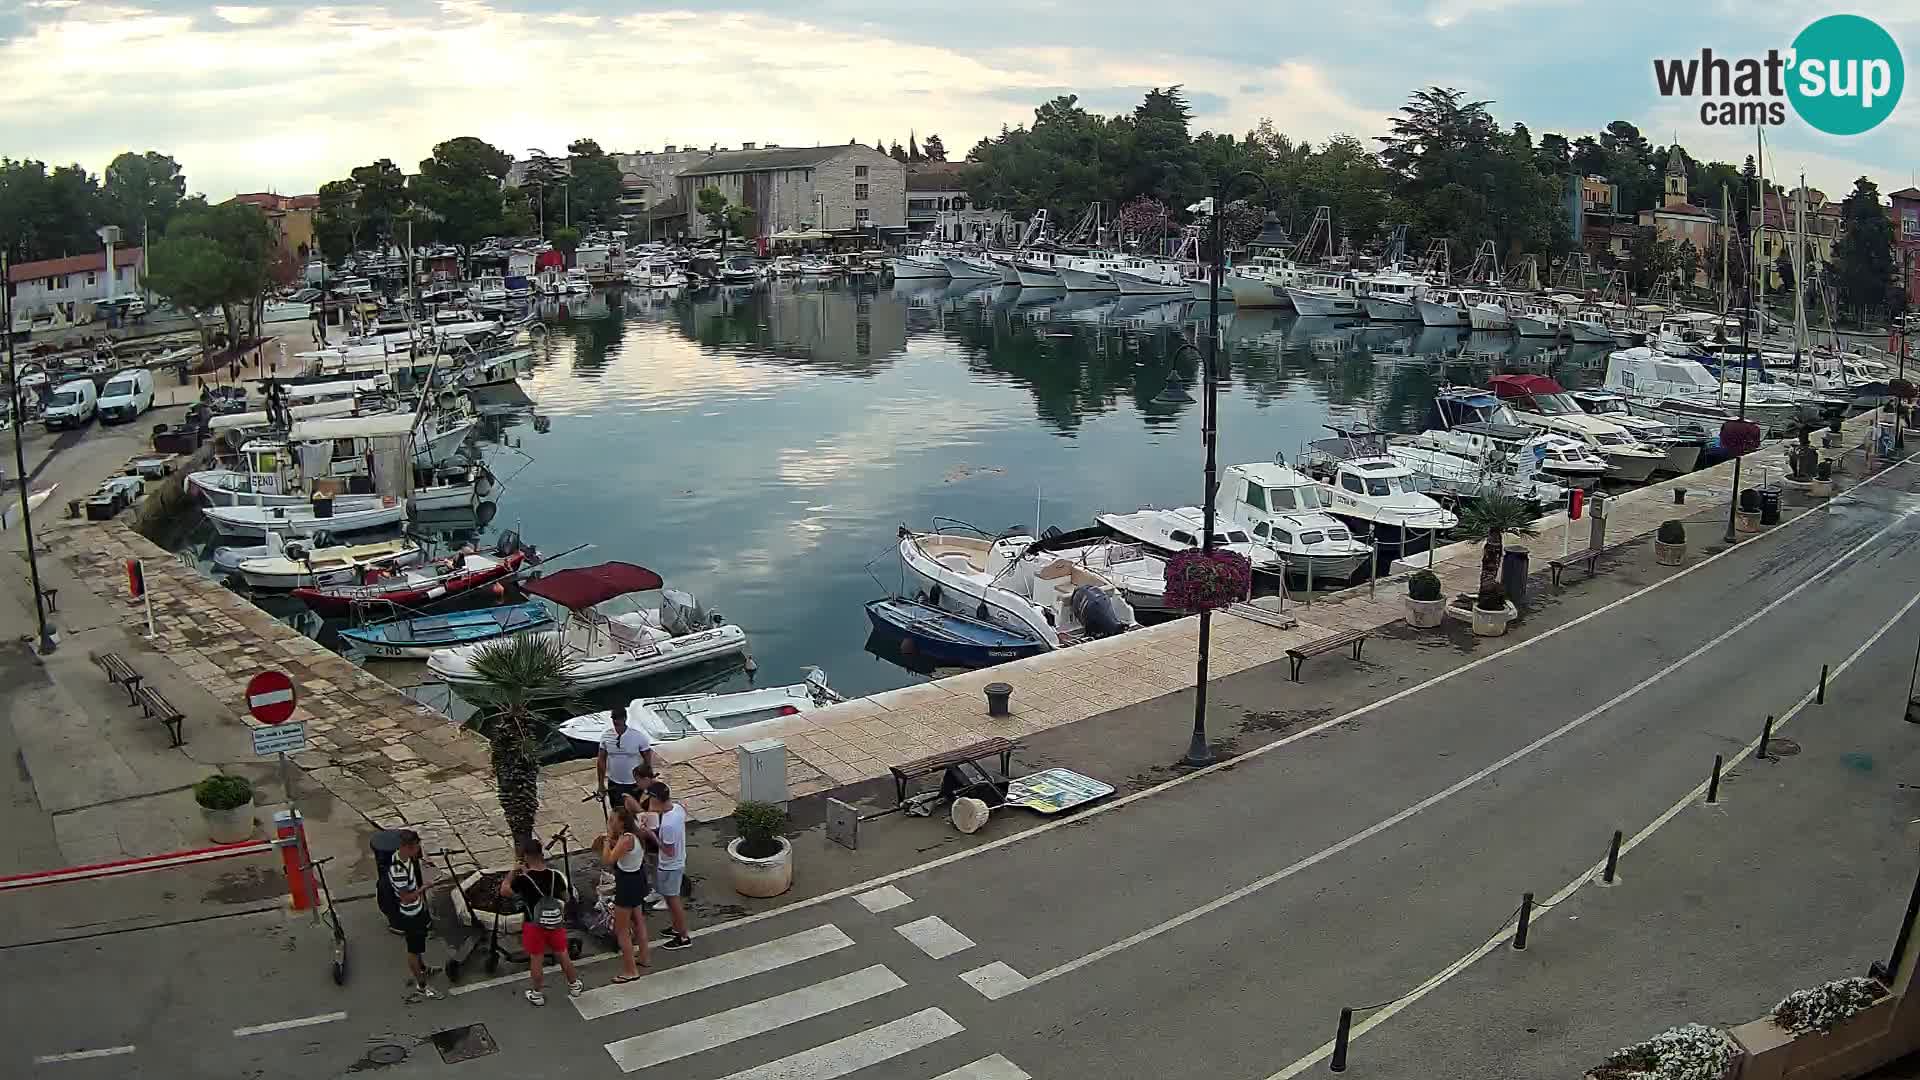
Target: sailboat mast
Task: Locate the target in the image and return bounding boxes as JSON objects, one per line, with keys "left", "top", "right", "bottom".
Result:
{"left": 1793, "top": 174, "right": 1809, "bottom": 363}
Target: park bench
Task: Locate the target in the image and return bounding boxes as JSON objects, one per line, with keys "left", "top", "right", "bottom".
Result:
{"left": 890, "top": 738, "right": 1017, "bottom": 807}
{"left": 133, "top": 684, "right": 185, "bottom": 747}
{"left": 91, "top": 650, "right": 144, "bottom": 705}
{"left": 1286, "top": 629, "right": 1371, "bottom": 682}
{"left": 1549, "top": 540, "right": 1636, "bottom": 589}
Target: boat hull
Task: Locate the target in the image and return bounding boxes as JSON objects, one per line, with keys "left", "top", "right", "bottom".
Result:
{"left": 1016, "top": 266, "right": 1064, "bottom": 289}
{"left": 340, "top": 602, "right": 554, "bottom": 659}
{"left": 1602, "top": 451, "right": 1663, "bottom": 483}
{"left": 1279, "top": 551, "right": 1373, "bottom": 586}
{"left": 430, "top": 623, "right": 749, "bottom": 692}
{"left": 890, "top": 258, "right": 948, "bottom": 280}
{"left": 941, "top": 257, "right": 997, "bottom": 280}
{"left": 205, "top": 501, "right": 404, "bottom": 539}
{"left": 1059, "top": 266, "right": 1117, "bottom": 292}
{"left": 1570, "top": 321, "right": 1615, "bottom": 344}
{"left": 1227, "top": 273, "right": 1292, "bottom": 309}
{"left": 1286, "top": 288, "right": 1361, "bottom": 317}
{"left": 291, "top": 552, "right": 527, "bottom": 615}
{"left": 1469, "top": 304, "right": 1513, "bottom": 330}
{"left": 188, "top": 470, "right": 381, "bottom": 510}
{"left": 1514, "top": 315, "right": 1561, "bottom": 338}
{"left": 1109, "top": 270, "right": 1189, "bottom": 296}
{"left": 1363, "top": 296, "right": 1420, "bottom": 322}
{"left": 864, "top": 598, "right": 1045, "bottom": 668}
{"left": 1416, "top": 298, "right": 1468, "bottom": 327}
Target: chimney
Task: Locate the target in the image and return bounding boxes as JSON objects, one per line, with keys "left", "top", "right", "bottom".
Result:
{"left": 665, "top": 145, "right": 676, "bottom": 153}
{"left": 741, "top": 142, "right": 757, "bottom": 151}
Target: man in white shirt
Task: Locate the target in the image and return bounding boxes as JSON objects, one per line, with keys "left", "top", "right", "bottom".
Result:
{"left": 644, "top": 781, "right": 693, "bottom": 950}
{"left": 597, "top": 706, "right": 657, "bottom": 815}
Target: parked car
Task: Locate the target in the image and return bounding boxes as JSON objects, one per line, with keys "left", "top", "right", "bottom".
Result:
{"left": 97, "top": 368, "right": 155, "bottom": 424}
{"left": 42, "top": 377, "right": 97, "bottom": 430}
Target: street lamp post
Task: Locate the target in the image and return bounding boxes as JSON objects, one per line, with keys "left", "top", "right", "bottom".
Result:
{"left": 1898, "top": 248, "right": 1910, "bottom": 451}
{"left": 1724, "top": 284, "right": 1753, "bottom": 545}
{"left": 1184, "top": 170, "right": 1266, "bottom": 768}
{"left": 2, "top": 253, "right": 57, "bottom": 654}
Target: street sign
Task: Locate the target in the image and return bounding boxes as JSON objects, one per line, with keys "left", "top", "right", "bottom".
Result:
{"left": 252, "top": 721, "right": 307, "bottom": 756}
{"left": 245, "top": 670, "right": 297, "bottom": 725}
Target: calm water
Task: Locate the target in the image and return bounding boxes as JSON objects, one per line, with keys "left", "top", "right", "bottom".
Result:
{"left": 188, "top": 280, "right": 1619, "bottom": 718}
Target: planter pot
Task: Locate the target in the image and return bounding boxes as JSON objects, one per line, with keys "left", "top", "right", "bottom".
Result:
{"left": 1654, "top": 541, "right": 1685, "bottom": 566}
{"left": 728, "top": 836, "right": 793, "bottom": 898}
{"left": 201, "top": 798, "right": 256, "bottom": 844}
{"left": 1729, "top": 997, "right": 1894, "bottom": 1080}
{"left": 1472, "top": 604, "right": 1515, "bottom": 637}
{"left": 1404, "top": 596, "right": 1446, "bottom": 628}
{"left": 1808, "top": 478, "right": 1834, "bottom": 498}
{"left": 1736, "top": 510, "right": 1762, "bottom": 534}
{"left": 452, "top": 870, "right": 523, "bottom": 933}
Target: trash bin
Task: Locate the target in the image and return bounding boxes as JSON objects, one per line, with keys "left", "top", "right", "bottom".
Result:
{"left": 1501, "top": 546, "right": 1530, "bottom": 608}
{"left": 369, "top": 829, "right": 407, "bottom": 925}
{"left": 1759, "top": 487, "right": 1782, "bottom": 527}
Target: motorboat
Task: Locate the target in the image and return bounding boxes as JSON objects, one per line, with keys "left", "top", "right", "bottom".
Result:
{"left": 563, "top": 268, "right": 592, "bottom": 294}
{"left": 1058, "top": 253, "right": 1122, "bottom": 292}
{"left": 1567, "top": 389, "right": 1702, "bottom": 474}
{"left": 237, "top": 536, "right": 424, "bottom": 590}
{"left": 1357, "top": 270, "right": 1428, "bottom": 322}
{"left": 941, "top": 253, "right": 1000, "bottom": 280}
{"left": 556, "top": 669, "right": 841, "bottom": 748}
{"left": 865, "top": 598, "right": 1047, "bottom": 668}
{"left": 427, "top": 562, "right": 750, "bottom": 693}
{"left": 890, "top": 246, "right": 950, "bottom": 280}
{"left": 1108, "top": 259, "right": 1191, "bottom": 296}
{"left": 291, "top": 536, "right": 535, "bottom": 615}
{"left": 896, "top": 526, "right": 1137, "bottom": 650}
{"left": 1024, "top": 525, "right": 1176, "bottom": 618}
{"left": 1430, "top": 386, "right": 1611, "bottom": 488}
{"left": 719, "top": 256, "right": 763, "bottom": 284}
{"left": 1300, "top": 429, "right": 1461, "bottom": 553}
{"left": 1093, "top": 506, "right": 1285, "bottom": 578}
{"left": 1416, "top": 288, "right": 1480, "bottom": 328}
{"left": 338, "top": 601, "right": 554, "bottom": 660}
{"left": 1488, "top": 374, "right": 1668, "bottom": 482}
{"left": 1286, "top": 271, "right": 1362, "bottom": 317}
{"left": 1566, "top": 307, "right": 1617, "bottom": 345}
{"left": 1013, "top": 252, "right": 1067, "bottom": 289}
{"left": 204, "top": 497, "right": 407, "bottom": 539}
{"left": 1514, "top": 296, "right": 1574, "bottom": 338}
{"left": 1604, "top": 347, "right": 1806, "bottom": 437}
{"left": 1215, "top": 461, "right": 1375, "bottom": 584}
{"left": 1391, "top": 425, "right": 1570, "bottom": 507}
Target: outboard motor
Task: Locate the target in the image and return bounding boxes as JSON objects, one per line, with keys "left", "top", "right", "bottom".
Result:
{"left": 659, "top": 589, "right": 709, "bottom": 637}
{"left": 1070, "top": 585, "right": 1132, "bottom": 639}
{"left": 493, "top": 529, "right": 523, "bottom": 558}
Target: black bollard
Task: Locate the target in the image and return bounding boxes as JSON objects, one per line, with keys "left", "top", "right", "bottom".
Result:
{"left": 1759, "top": 714, "right": 1775, "bottom": 761}
{"left": 1818, "top": 664, "right": 1829, "bottom": 705}
{"left": 1602, "top": 830, "right": 1623, "bottom": 884}
{"left": 1513, "top": 892, "right": 1535, "bottom": 951}
{"left": 1329, "top": 1007, "right": 1353, "bottom": 1072}
{"left": 1707, "top": 754, "right": 1723, "bottom": 804}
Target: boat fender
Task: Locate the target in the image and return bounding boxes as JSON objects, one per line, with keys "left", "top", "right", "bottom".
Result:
{"left": 976, "top": 602, "right": 991, "bottom": 621}
{"left": 926, "top": 584, "right": 942, "bottom": 607}
{"left": 473, "top": 471, "right": 495, "bottom": 497}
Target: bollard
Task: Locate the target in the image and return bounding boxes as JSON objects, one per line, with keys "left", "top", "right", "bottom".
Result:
{"left": 1513, "top": 892, "right": 1534, "bottom": 950}
{"left": 1818, "top": 664, "right": 1829, "bottom": 705}
{"left": 984, "top": 682, "right": 1013, "bottom": 718}
{"left": 275, "top": 809, "right": 314, "bottom": 911}
{"left": 1329, "top": 1007, "right": 1353, "bottom": 1072}
{"left": 1759, "top": 714, "right": 1775, "bottom": 761}
{"left": 1674, "top": 488, "right": 1686, "bottom": 505}
{"left": 1707, "top": 754, "right": 1723, "bottom": 804}
{"left": 1601, "top": 829, "right": 1623, "bottom": 884}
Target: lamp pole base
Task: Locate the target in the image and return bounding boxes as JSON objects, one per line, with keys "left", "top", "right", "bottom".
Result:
{"left": 1181, "top": 730, "right": 1215, "bottom": 768}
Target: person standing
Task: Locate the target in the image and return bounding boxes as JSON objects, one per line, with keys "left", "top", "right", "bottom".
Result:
{"left": 596, "top": 706, "right": 657, "bottom": 816}
{"left": 389, "top": 830, "right": 440, "bottom": 1001}
{"left": 497, "top": 836, "right": 584, "bottom": 1006}
{"left": 600, "top": 807, "right": 654, "bottom": 982}
{"left": 646, "top": 782, "right": 693, "bottom": 950}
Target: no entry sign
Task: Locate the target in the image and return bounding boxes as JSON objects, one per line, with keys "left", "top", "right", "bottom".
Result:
{"left": 245, "top": 670, "right": 297, "bottom": 725}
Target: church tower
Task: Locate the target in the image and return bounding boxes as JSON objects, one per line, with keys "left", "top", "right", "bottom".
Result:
{"left": 1664, "top": 147, "right": 1689, "bottom": 207}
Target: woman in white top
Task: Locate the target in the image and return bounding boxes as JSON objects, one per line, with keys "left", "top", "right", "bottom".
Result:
{"left": 600, "top": 807, "right": 657, "bottom": 981}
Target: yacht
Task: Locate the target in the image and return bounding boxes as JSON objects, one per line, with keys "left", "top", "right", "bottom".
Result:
{"left": 896, "top": 526, "right": 1137, "bottom": 649}
{"left": 1286, "top": 271, "right": 1362, "bottom": 317}
{"left": 1432, "top": 386, "right": 1611, "bottom": 488}
{"left": 1215, "top": 462, "right": 1375, "bottom": 584}
{"left": 1604, "top": 347, "right": 1811, "bottom": 436}
{"left": 1300, "top": 429, "right": 1461, "bottom": 553}
{"left": 1391, "top": 425, "right": 1569, "bottom": 508}
{"left": 1567, "top": 389, "right": 1702, "bottom": 474}
{"left": 1488, "top": 375, "right": 1668, "bottom": 482}
{"left": 1357, "top": 270, "right": 1428, "bottom": 322}
{"left": 1093, "top": 506, "right": 1286, "bottom": 577}
{"left": 1416, "top": 288, "right": 1481, "bottom": 328}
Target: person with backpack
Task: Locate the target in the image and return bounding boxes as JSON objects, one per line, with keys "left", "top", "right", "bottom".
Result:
{"left": 497, "top": 836, "right": 585, "bottom": 1006}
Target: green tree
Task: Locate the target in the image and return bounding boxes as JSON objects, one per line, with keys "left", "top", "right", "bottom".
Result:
{"left": 697, "top": 187, "right": 755, "bottom": 248}
{"left": 0, "top": 159, "right": 104, "bottom": 263}
{"left": 460, "top": 634, "right": 584, "bottom": 846}
{"left": 888, "top": 141, "right": 909, "bottom": 163}
{"left": 410, "top": 136, "right": 514, "bottom": 260}
{"left": 1831, "top": 176, "right": 1895, "bottom": 324}
{"left": 1455, "top": 492, "right": 1539, "bottom": 597}
{"left": 908, "top": 132, "right": 923, "bottom": 162}
{"left": 312, "top": 179, "right": 361, "bottom": 264}
{"left": 550, "top": 226, "right": 581, "bottom": 259}
{"left": 922, "top": 133, "right": 947, "bottom": 162}
{"left": 144, "top": 202, "right": 273, "bottom": 355}
{"left": 349, "top": 158, "right": 408, "bottom": 248}
{"left": 521, "top": 150, "right": 567, "bottom": 235}
{"left": 102, "top": 151, "right": 186, "bottom": 238}
{"left": 566, "top": 138, "right": 623, "bottom": 229}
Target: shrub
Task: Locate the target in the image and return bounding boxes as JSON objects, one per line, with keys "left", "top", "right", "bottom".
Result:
{"left": 1476, "top": 582, "right": 1506, "bottom": 611}
{"left": 1772, "top": 976, "right": 1884, "bottom": 1034}
{"left": 1407, "top": 569, "right": 1442, "bottom": 602}
{"left": 1593, "top": 1023, "right": 1738, "bottom": 1080}
{"left": 194, "top": 773, "right": 253, "bottom": 811}
{"left": 1657, "top": 520, "right": 1686, "bottom": 545}
{"left": 733, "top": 800, "right": 788, "bottom": 859}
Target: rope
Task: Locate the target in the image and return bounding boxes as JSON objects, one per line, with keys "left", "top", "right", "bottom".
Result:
{"left": 1347, "top": 900, "right": 1527, "bottom": 1015}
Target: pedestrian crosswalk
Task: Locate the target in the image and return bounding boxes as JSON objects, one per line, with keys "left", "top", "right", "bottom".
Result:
{"left": 579, "top": 915, "right": 1031, "bottom": 1080}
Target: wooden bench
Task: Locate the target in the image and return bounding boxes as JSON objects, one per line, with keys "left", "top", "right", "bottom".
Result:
{"left": 133, "top": 684, "right": 185, "bottom": 747}
{"left": 1286, "top": 629, "right": 1370, "bottom": 682}
{"left": 1549, "top": 541, "right": 1634, "bottom": 589}
{"left": 91, "top": 651, "right": 144, "bottom": 705}
{"left": 890, "top": 738, "right": 1017, "bottom": 806}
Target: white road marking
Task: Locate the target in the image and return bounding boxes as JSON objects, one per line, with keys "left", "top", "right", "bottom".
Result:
{"left": 709, "top": 1007, "right": 963, "bottom": 1080}
{"left": 895, "top": 915, "right": 975, "bottom": 959}
{"left": 933, "top": 1055, "right": 1034, "bottom": 1080}
{"left": 603, "top": 964, "right": 905, "bottom": 1073}
{"left": 1003, "top": 503, "right": 1919, "bottom": 996}
{"left": 854, "top": 885, "right": 913, "bottom": 913}
{"left": 653, "top": 454, "right": 1917, "bottom": 950}
{"left": 574, "top": 924, "right": 854, "bottom": 1020}
{"left": 960, "top": 961, "right": 1030, "bottom": 1000}
{"left": 248, "top": 688, "right": 294, "bottom": 708}
{"left": 33, "top": 1046, "right": 136, "bottom": 1064}
{"left": 1262, "top": 587, "right": 1920, "bottom": 1078}
{"left": 231, "top": 1011, "right": 347, "bottom": 1037}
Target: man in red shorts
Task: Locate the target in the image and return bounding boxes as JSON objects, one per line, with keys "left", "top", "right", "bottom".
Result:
{"left": 496, "top": 836, "right": 584, "bottom": 1005}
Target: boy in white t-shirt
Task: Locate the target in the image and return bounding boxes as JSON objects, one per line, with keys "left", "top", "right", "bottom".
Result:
{"left": 644, "top": 781, "right": 693, "bottom": 950}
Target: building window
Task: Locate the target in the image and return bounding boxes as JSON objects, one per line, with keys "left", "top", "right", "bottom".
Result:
{"left": 86, "top": 272, "right": 96, "bottom": 287}
{"left": 855, "top": 165, "right": 868, "bottom": 178}
{"left": 855, "top": 184, "right": 869, "bottom": 200}
{"left": 855, "top": 208, "right": 870, "bottom": 225}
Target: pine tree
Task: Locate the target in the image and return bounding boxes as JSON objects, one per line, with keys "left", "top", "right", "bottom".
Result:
{"left": 1831, "top": 176, "right": 1895, "bottom": 325}
{"left": 908, "top": 131, "right": 923, "bottom": 162}
{"left": 922, "top": 134, "right": 947, "bottom": 162}
{"left": 888, "top": 141, "right": 909, "bottom": 163}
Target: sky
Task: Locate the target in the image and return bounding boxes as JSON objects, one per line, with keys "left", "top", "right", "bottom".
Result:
{"left": 0, "top": 0, "right": 1914, "bottom": 202}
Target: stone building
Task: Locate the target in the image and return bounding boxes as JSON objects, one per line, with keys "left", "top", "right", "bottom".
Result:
{"left": 1636, "top": 147, "right": 1718, "bottom": 283}
{"left": 229, "top": 192, "right": 318, "bottom": 262}
{"left": 675, "top": 143, "right": 905, "bottom": 241}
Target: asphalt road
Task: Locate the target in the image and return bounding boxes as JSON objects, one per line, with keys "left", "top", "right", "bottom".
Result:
{"left": 9, "top": 464, "right": 1920, "bottom": 1080}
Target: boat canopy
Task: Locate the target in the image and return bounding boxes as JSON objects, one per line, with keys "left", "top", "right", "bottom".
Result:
{"left": 1489, "top": 374, "right": 1566, "bottom": 398}
{"left": 524, "top": 561, "right": 665, "bottom": 610}
{"left": 288, "top": 413, "right": 418, "bottom": 442}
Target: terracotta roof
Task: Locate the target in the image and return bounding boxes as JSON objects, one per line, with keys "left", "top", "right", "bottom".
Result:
{"left": 1889, "top": 187, "right": 1920, "bottom": 202}
{"left": 1652, "top": 201, "right": 1713, "bottom": 218}
{"left": 229, "top": 192, "right": 319, "bottom": 212}
{"left": 681, "top": 144, "right": 877, "bottom": 178}
{"left": 7, "top": 247, "right": 144, "bottom": 284}
{"left": 906, "top": 162, "right": 971, "bottom": 192}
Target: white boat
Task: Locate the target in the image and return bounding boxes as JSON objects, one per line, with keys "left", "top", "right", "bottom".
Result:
{"left": 1567, "top": 389, "right": 1702, "bottom": 474}
{"left": 563, "top": 267, "right": 592, "bottom": 294}
{"left": 557, "top": 670, "right": 840, "bottom": 747}
{"left": 1094, "top": 506, "right": 1286, "bottom": 577}
{"left": 1604, "top": 347, "right": 1808, "bottom": 437}
{"left": 1415, "top": 288, "right": 1479, "bottom": 328}
{"left": 1391, "top": 427, "right": 1570, "bottom": 507}
{"left": 890, "top": 246, "right": 950, "bottom": 280}
{"left": 1058, "top": 254, "right": 1121, "bottom": 292}
{"left": 1489, "top": 375, "right": 1668, "bottom": 482}
{"left": 1431, "top": 386, "right": 1612, "bottom": 489}
{"left": 1469, "top": 295, "right": 1515, "bottom": 331}
{"left": 897, "top": 528, "right": 1137, "bottom": 649}
{"left": 1286, "top": 272, "right": 1362, "bottom": 317}
{"left": 1216, "top": 461, "right": 1375, "bottom": 583}
{"left": 1514, "top": 295, "right": 1581, "bottom": 338}
{"left": 1014, "top": 253, "right": 1066, "bottom": 289}
{"left": 1567, "top": 308, "right": 1617, "bottom": 344}
{"left": 428, "top": 563, "right": 751, "bottom": 693}
{"left": 468, "top": 273, "right": 508, "bottom": 304}
{"left": 263, "top": 300, "right": 313, "bottom": 324}
{"left": 205, "top": 497, "right": 407, "bottom": 539}
{"left": 941, "top": 253, "right": 1000, "bottom": 280}
{"left": 1109, "top": 259, "right": 1191, "bottom": 296}
{"left": 237, "top": 537, "right": 424, "bottom": 590}
{"left": 1301, "top": 430, "right": 1461, "bottom": 551}
{"left": 1357, "top": 270, "right": 1428, "bottom": 322}
{"left": 1021, "top": 528, "right": 1174, "bottom": 618}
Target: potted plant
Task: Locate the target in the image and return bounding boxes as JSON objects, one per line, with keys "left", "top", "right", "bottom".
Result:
{"left": 1404, "top": 569, "right": 1445, "bottom": 628}
{"left": 194, "top": 773, "right": 256, "bottom": 844}
{"left": 1736, "top": 487, "right": 1762, "bottom": 534}
{"left": 1163, "top": 548, "right": 1253, "bottom": 612}
{"left": 1654, "top": 520, "right": 1686, "bottom": 566}
{"left": 728, "top": 800, "right": 793, "bottom": 898}
{"left": 1588, "top": 1023, "right": 1740, "bottom": 1080}
{"left": 1472, "top": 582, "right": 1512, "bottom": 637}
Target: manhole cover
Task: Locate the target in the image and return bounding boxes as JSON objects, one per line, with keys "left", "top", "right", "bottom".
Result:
{"left": 431, "top": 1023, "right": 498, "bottom": 1064}
{"left": 1765, "top": 738, "right": 1802, "bottom": 758}
{"left": 367, "top": 1044, "right": 409, "bottom": 1066}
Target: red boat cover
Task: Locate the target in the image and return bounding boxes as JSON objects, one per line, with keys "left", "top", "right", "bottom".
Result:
{"left": 523, "top": 561, "right": 664, "bottom": 609}
{"left": 1488, "top": 374, "right": 1565, "bottom": 398}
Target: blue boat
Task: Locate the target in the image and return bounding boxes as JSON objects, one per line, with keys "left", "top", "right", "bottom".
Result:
{"left": 339, "top": 601, "right": 553, "bottom": 660}
{"left": 864, "top": 596, "right": 1045, "bottom": 669}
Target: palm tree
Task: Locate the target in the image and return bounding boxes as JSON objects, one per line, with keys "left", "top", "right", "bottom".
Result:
{"left": 1454, "top": 492, "right": 1541, "bottom": 596}
{"left": 460, "top": 633, "right": 585, "bottom": 846}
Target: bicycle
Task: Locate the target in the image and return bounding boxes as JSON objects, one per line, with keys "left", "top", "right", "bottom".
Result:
{"left": 304, "top": 855, "right": 350, "bottom": 985}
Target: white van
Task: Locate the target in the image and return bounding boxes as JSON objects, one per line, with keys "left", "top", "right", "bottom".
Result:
{"left": 43, "top": 378, "right": 98, "bottom": 430}
{"left": 98, "top": 368, "right": 155, "bottom": 424}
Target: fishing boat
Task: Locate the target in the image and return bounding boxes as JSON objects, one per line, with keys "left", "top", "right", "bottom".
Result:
{"left": 236, "top": 536, "right": 424, "bottom": 590}
{"left": 897, "top": 525, "right": 1136, "bottom": 650}
{"left": 1415, "top": 288, "right": 1479, "bottom": 328}
{"left": 205, "top": 497, "right": 407, "bottom": 539}
{"left": 890, "top": 245, "right": 951, "bottom": 280}
{"left": 556, "top": 669, "right": 841, "bottom": 748}
{"left": 1300, "top": 429, "right": 1461, "bottom": 553}
{"left": 338, "top": 601, "right": 554, "bottom": 659}
{"left": 1356, "top": 270, "right": 1428, "bottom": 322}
{"left": 427, "top": 562, "right": 750, "bottom": 693}
{"left": 941, "top": 253, "right": 1000, "bottom": 280}
{"left": 291, "top": 538, "right": 534, "bottom": 616}
{"left": 1013, "top": 251, "right": 1067, "bottom": 289}
{"left": 865, "top": 596, "right": 1048, "bottom": 668}
{"left": 1215, "top": 461, "right": 1375, "bottom": 584}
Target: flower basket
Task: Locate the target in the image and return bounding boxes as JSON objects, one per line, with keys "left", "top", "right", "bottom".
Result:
{"left": 1720, "top": 419, "right": 1763, "bottom": 458}
{"left": 1772, "top": 976, "right": 1886, "bottom": 1035}
{"left": 1590, "top": 1023, "right": 1740, "bottom": 1080}
{"left": 1890, "top": 378, "right": 1916, "bottom": 403}
{"left": 1163, "top": 548, "right": 1253, "bottom": 612}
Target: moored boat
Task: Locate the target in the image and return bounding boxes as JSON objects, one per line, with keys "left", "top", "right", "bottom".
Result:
{"left": 338, "top": 601, "right": 554, "bottom": 659}
{"left": 864, "top": 597, "right": 1047, "bottom": 668}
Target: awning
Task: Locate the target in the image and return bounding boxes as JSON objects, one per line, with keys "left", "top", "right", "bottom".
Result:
{"left": 523, "top": 561, "right": 665, "bottom": 610}
{"left": 768, "top": 229, "right": 831, "bottom": 242}
{"left": 287, "top": 413, "right": 418, "bottom": 441}
{"left": 1488, "top": 374, "right": 1565, "bottom": 397}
